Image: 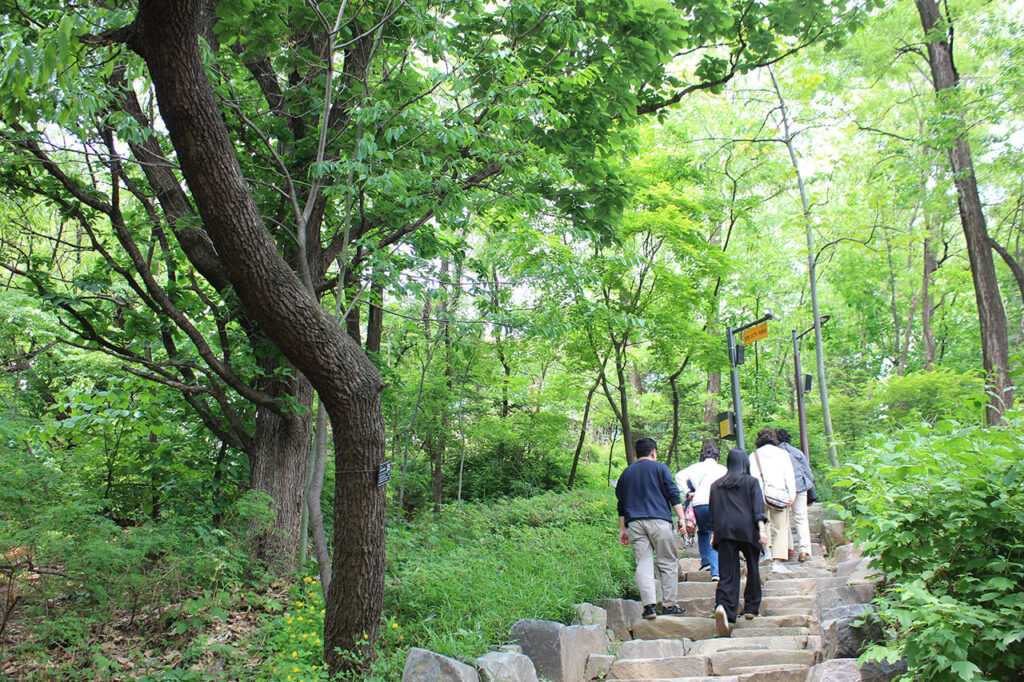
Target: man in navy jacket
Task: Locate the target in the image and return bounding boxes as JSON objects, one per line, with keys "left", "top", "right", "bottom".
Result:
{"left": 615, "top": 438, "right": 687, "bottom": 619}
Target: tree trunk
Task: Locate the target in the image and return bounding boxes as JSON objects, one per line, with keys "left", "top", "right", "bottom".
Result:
{"left": 917, "top": 0, "right": 1014, "bottom": 424}
{"left": 124, "top": 3, "right": 386, "bottom": 672}
{"left": 702, "top": 371, "right": 721, "bottom": 450}
{"left": 568, "top": 375, "right": 601, "bottom": 489}
{"left": 921, "top": 232, "right": 938, "bottom": 369}
{"left": 248, "top": 373, "right": 315, "bottom": 573}
{"left": 308, "top": 401, "right": 332, "bottom": 593}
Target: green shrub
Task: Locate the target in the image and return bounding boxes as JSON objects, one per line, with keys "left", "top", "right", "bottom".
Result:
{"left": 831, "top": 415, "right": 1024, "bottom": 681}
{"left": 261, "top": 488, "right": 635, "bottom": 680}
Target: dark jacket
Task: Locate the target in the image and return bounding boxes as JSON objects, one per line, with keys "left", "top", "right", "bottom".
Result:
{"left": 709, "top": 475, "right": 767, "bottom": 548}
{"left": 615, "top": 459, "right": 681, "bottom": 524}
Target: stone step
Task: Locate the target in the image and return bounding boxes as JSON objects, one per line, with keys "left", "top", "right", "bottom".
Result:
{"left": 733, "top": 613, "right": 812, "bottom": 630}
{"left": 606, "top": 654, "right": 711, "bottom": 679}
{"left": 688, "top": 635, "right": 821, "bottom": 656}
{"left": 762, "top": 566, "right": 832, "bottom": 580}
{"left": 731, "top": 627, "right": 811, "bottom": 638}
{"left": 606, "top": 678, "right": 739, "bottom": 682}
{"left": 632, "top": 616, "right": 717, "bottom": 641}
{"left": 762, "top": 577, "right": 843, "bottom": 596}
{"left": 671, "top": 595, "right": 815, "bottom": 618}
{"left": 730, "top": 663, "right": 811, "bottom": 681}
{"left": 632, "top": 613, "right": 813, "bottom": 642}
{"left": 710, "top": 648, "right": 818, "bottom": 675}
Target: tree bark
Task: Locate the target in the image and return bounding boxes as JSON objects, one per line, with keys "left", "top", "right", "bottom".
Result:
{"left": 123, "top": 2, "right": 385, "bottom": 672}
{"left": 917, "top": 0, "right": 1014, "bottom": 424}
{"left": 921, "top": 231, "right": 939, "bottom": 369}
{"left": 568, "top": 374, "right": 601, "bottom": 489}
{"left": 248, "top": 372, "right": 315, "bottom": 573}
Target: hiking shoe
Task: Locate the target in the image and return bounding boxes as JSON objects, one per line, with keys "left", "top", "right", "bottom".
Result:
{"left": 660, "top": 605, "right": 686, "bottom": 616}
{"left": 641, "top": 604, "right": 657, "bottom": 620}
{"left": 714, "top": 605, "right": 731, "bottom": 637}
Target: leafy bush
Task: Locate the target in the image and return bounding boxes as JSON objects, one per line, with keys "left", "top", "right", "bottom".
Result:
{"left": 261, "top": 488, "right": 635, "bottom": 680}
{"left": 830, "top": 368, "right": 984, "bottom": 446}
{"left": 831, "top": 416, "right": 1024, "bottom": 680}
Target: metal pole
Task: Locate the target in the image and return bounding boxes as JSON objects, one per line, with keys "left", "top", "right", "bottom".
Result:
{"left": 793, "top": 329, "right": 810, "bottom": 460}
{"left": 727, "top": 326, "right": 745, "bottom": 450}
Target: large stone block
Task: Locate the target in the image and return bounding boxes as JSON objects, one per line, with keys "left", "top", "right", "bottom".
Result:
{"left": 509, "top": 619, "right": 605, "bottom": 682}
{"left": 403, "top": 647, "right": 480, "bottom": 682}
{"left": 860, "top": 658, "right": 908, "bottom": 681}
{"left": 710, "top": 648, "right": 817, "bottom": 675}
{"left": 598, "top": 598, "right": 642, "bottom": 641}
{"left": 476, "top": 651, "right": 538, "bottom": 682}
{"left": 631, "top": 615, "right": 717, "bottom": 641}
{"left": 821, "top": 604, "right": 882, "bottom": 659}
{"left": 731, "top": 663, "right": 811, "bottom": 681}
{"left": 607, "top": 655, "right": 711, "bottom": 679}
{"left": 615, "top": 637, "right": 685, "bottom": 660}
{"left": 805, "top": 658, "right": 862, "bottom": 681}
{"left": 833, "top": 543, "right": 863, "bottom": 565}
{"left": 822, "top": 520, "right": 846, "bottom": 551}
{"left": 815, "top": 583, "right": 878, "bottom": 614}
{"left": 583, "top": 654, "right": 614, "bottom": 681}
{"left": 572, "top": 603, "right": 608, "bottom": 630}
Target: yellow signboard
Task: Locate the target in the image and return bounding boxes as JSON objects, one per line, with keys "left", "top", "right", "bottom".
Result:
{"left": 743, "top": 322, "right": 768, "bottom": 344}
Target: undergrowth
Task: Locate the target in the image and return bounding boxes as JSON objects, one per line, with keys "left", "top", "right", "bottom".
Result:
{"left": 831, "top": 414, "right": 1024, "bottom": 681}
{"left": 259, "top": 487, "right": 634, "bottom": 680}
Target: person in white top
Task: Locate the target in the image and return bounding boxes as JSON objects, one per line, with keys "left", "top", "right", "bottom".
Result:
{"left": 675, "top": 444, "right": 728, "bottom": 580}
{"left": 749, "top": 428, "right": 797, "bottom": 568}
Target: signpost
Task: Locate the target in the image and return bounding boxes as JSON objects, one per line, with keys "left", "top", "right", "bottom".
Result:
{"left": 743, "top": 322, "right": 769, "bottom": 345}
{"left": 725, "top": 312, "right": 777, "bottom": 451}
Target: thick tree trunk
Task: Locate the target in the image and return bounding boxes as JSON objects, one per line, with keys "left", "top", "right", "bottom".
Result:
{"left": 917, "top": 0, "right": 1014, "bottom": 424}
{"left": 248, "top": 372, "right": 315, "bottom": 573}
{"left": 124, "top": 3, "right": 386, "bottom": 672}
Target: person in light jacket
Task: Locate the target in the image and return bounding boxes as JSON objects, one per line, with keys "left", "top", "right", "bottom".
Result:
{"left": 776, "top": 427, "right": 816, "bottom": 562}
{"left": 749, "top": 428, "right": 797, "bottom": 569}
{"left": 675, "top": 443, "right": 727, "bottom": 580}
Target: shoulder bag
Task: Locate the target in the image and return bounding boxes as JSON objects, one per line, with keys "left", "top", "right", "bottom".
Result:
{"left": 752, "top": 450, "right": 793, "bottom": 510}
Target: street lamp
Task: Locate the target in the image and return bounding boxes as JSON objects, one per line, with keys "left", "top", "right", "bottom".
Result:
{"left": 725, "top": 311, "right": 779, "bottom": 450}
{"left": 792, "top": 314, "right": 831, "bottom": 460}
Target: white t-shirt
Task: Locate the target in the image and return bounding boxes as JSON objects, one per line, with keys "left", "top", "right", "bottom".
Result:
{"left": 675, "top": 458, "right": 727, "bottom": 507}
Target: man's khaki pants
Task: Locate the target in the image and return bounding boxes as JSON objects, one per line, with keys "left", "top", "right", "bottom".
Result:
{"left": 626, "top": 518, "right": 678, "bottom": 607}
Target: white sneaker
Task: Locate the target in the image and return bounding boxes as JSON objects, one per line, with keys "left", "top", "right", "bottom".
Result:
{"left": 771, "top": 562, "right": 791, "bottom": 574}
{"left": 714, "top": 605, "right": 731, "bottom": 637}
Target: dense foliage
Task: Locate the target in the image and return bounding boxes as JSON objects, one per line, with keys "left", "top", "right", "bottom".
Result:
{"left": 2, "top": 0, "right": 1024, "bottom": 676}
{"left": 832, "top": 416, "right": 1024, "bottom": 681}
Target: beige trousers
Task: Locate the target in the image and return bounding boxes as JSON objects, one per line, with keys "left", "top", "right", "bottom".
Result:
{"left": 767, "top": 506, "right": 790, "bottom": 560}
{"left": 789, "top": 491, "right": 811, "bottom": 555}
{"left": 627, "top": 518, "right": 678, "bottom": 607}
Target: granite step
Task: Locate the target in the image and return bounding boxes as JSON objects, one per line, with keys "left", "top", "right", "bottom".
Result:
{"left": 606, "top": 654, "right": 711, "bottom": 679}
{"left": 688, "top": 635, "right": 820, "bottom": 656}
{"left": 671, "top": 595, "right": 815, "bottom": 618}
{"left": 710, "top": 648, "right": 818, "bottom": 675}
{"left": 731, "top": 626, "right": 811, "bottom": 638}
{"left": 728, "top": 663, "right": 811, "bottom": 681}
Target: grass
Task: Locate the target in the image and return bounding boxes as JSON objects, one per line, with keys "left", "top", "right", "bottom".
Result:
{"left": 259, "top": 486, "right": 635, "bottom": 680}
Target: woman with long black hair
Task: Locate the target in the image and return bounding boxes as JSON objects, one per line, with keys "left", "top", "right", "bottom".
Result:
{"left": 709, "top": 447, "right": 769, "bottom": 637}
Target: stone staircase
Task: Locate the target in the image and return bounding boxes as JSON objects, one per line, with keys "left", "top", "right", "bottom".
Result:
{"left": 402, "top": 507, "right": 891, "bottom": 682}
